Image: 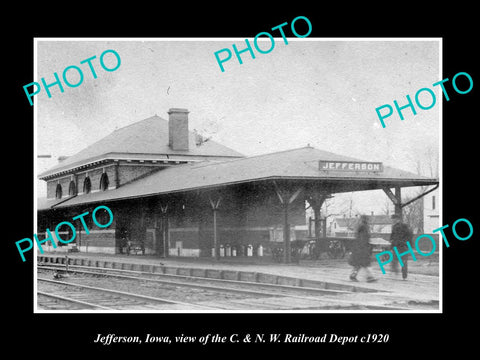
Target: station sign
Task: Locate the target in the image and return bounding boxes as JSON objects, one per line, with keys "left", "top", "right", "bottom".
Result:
{"left": 319, "top": 160, "right": 383, "bottom": 172}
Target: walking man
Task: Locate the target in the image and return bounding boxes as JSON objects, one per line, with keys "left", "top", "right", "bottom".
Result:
{"left": 390, "top": 214, "right": 413, "bottom": 280}
{"left": 349, "top": 215, "right": 377, "bottom": 282}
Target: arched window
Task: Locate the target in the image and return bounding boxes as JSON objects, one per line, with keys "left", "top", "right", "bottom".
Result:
{"left": 99, "top": 173, "right": 109, "bottom": 191}
{"left": 55, "top": 184, "right": 62, "bottom": 199}
{"left": 83, "top": 177, "right": 91, "bottom": 194}
{"left": 68, "top": 181, "right": 76, "bottom": 196}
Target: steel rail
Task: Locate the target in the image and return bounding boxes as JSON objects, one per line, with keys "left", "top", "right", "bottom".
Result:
{"left": 37, "top": 290, "right": 113, "bottom": 310}
{"left": 37, "top": 277, "right": 219, "bottom": 310}
{"left": 38, "top": 264, "right": 356, "bottom": 298}
{"left": 38, "top": 263, "right": 357, "bottom": 295}
{"left": 38, "top": 265, "right": 412, "bottom": 310}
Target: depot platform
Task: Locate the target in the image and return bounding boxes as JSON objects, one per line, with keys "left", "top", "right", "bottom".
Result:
{"left": 37, "top": 251, "right": 440, "bottom": 307}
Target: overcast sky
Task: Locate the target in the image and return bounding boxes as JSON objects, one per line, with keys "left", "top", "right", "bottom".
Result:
{"left": 35, "top": 38, "right": 440, "bottom": 214}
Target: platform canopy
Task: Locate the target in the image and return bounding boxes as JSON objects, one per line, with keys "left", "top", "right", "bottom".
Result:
{"left": 43, "top": 146, "right": 438, "bottom": 210}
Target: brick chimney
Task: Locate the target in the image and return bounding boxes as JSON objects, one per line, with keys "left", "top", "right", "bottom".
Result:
{"left": 168, "top": 108, "right": 189, "bottom": 151}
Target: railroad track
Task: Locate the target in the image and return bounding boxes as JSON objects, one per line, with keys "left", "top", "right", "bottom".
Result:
{"left": 38, "top": 263, "right": 354, "bottom": 296}
{"left": 37, "top": 264, "right": 417, "bottom": 311}
{"left": 37, "top": 290, "right": 110, "bottom": 310}
{"left": 37, "top": 277, "right": 219, "bottom": 311}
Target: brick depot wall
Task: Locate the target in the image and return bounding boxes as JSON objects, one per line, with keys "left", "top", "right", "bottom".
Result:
{"left": 175, "top": 226, "right": 306, "bottom": 258}
{"left": 76, "top": 166, "right": 115, "bottom": 194}
{"left": 46, "top": 180, "right": 59, "bottom": 199}
{"left": 36, "top": 229, "right": 116, "bottom": 254}
{"left": 77, "top": 230, "right": 116, "bottom": 253}
{"left": 45, "top": 162, "right": 163, "bottom": 199}
{"left": 36, "top": 202, "right": 119, "bottom": 254}
{"left": 164, "top": 189, "right": 307, "bottom": 257}
{"left": 40, "top": 181, "right": 308, "bottom": 258}
{"left": 169, "top": 227, "right": 200, "bottom": 249}
{"left": 46, "top": 176, "right": 74, "bottom": 199}
{"left": 243, "top": 198, "right": 305, "bottom": 228}
{"left": 46, "top": 164, "right": 117, "bottom": 198}
{"left": 117, "top": 164, "right": 160, "bottom": 186}
{"left": 168, "top": 227, "right": 274, "bottom": 257}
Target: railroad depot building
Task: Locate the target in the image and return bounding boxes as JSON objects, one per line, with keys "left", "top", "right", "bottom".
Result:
{"left": 37, "top": 108, "right": 438, "bottom": 262}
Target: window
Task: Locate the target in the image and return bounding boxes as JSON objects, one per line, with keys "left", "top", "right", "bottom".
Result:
{"left": 432, "top": 195, "right": 436, "bottom": 210}
{"left": 83, "top": 177, "right": 91, "bottom": 194}
{"left": 99, "top": 173, "right": 109, "bottom": 191}
{"left": 68, "top": 181, "right": 76, "bottom": 196}
{"left": 55, "top": 184, "right": 62, "bottom": 199}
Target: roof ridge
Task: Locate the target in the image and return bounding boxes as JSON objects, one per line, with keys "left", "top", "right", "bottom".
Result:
{"left": 110, "top": 114, "right": 166, "bottom": 133}
{"left": 53, "top": 115, "right": 166, "bottom": 158}
{"left": 39, "top": 114, "right": 245, "bottom": 178}
{"left": 190, "top": 145, "right": 315, "bottom": 169}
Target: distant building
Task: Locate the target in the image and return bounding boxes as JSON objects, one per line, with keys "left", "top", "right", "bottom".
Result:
{"left": 423, "top": 188, "right": 439, "bottom": 233}
{"left": 330, "top": 214, "right": 393, "bottom": 238}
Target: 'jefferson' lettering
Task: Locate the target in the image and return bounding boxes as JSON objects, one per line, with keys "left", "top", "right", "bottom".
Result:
{"left": 319, "top": 161, "right": 383, "bottom": 172}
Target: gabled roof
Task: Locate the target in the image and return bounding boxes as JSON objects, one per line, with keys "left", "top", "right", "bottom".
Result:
{"left": 47, "top": 146, "right": 438, "bottom": 209}
{"left": 39, "top": 115, "right": 244, "bottom": 178}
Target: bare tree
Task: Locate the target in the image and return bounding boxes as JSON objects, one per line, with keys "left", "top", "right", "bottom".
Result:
{"left": 334, "top": 194, "right": 361, "bottom": 236}
{"left": 381, "top": 197, "right": 393, "bottom": 216}
{"left": 402, "top": 144, "right": 439, "bottom": 234}
{"left": 402, "top": 196, "right": 424, "bottom": 234}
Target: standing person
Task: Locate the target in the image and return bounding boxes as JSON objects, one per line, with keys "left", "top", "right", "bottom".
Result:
{"left": 390, "top": 214, "right": 413, "bottom": 280}
{"left": 349, "top": 215, "right": 377, "bottom": 282}
{"left": 119, "top": 227, "right": 128, "bottom": 254}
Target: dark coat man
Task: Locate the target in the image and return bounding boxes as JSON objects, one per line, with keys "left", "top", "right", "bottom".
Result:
{"left": 349, "top": 215, "right": 376, "bottom": 282}
{"left": 390, "top": 214, "right": 413, "bottom": 279}
{"left": 349, "top": 220, "right": 372, "bottom": 267}
{"left": 390, "top": 218, "right": 413, "bottom": 250}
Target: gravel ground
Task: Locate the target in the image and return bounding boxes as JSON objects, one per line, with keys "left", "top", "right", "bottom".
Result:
{"left": 38, "top": 251, "right": 441, "bottom": 306}
{"left": 37, "top": 269, "right": 273, "bottom": 304}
